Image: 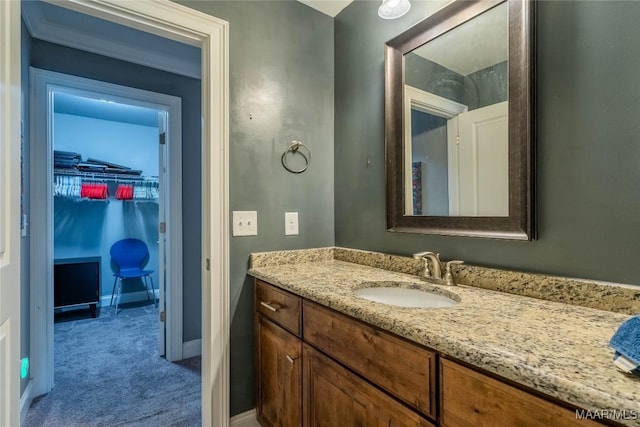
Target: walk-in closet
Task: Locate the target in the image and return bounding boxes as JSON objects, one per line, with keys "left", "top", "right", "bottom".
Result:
{"left": 53, "top": 92, "right": 161, "bottom": 317}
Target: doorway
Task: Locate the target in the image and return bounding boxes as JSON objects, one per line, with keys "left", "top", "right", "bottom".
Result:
{"left": 2, "top": 2, "right": 229, "bottom": 425}
{"left": 30, "top": 67, "right": 186, "bottom": 392}
{"left": 51, "top": 89, "right": 168, "bottom": 343}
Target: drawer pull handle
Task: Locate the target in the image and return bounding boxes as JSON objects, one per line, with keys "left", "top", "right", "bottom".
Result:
{"left": 260, "top": 301, "right": 279, "bottom": 312}
{"left": 286, "top": 355, "right": 297, "bottom": 364}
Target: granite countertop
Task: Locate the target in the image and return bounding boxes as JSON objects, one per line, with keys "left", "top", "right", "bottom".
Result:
{"left": 249, "top": 253, "right": 640, "bottom": 426}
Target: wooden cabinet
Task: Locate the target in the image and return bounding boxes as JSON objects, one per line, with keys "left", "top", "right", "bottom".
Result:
{"left": 440, "top": 359, "right": 602, "bottom": 427}
{"left": 255, "top": 279, "right": 604, "bottom": 427}
{"left": 255, "top": 280, "right": 303, "bottom": 427}
{"left": 303, "top": 300, "right": 436, "bottom": 418}
{"left": 303, "top": 344, "right": 435, "bottom": 427}
{"left": 256, "top": 280, "right": 435, "bottom": 427}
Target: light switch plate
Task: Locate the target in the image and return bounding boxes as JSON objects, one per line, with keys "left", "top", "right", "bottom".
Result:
{"left": 285, "top": 212, "right": 299, "bottom": 236}
{"left": 233, "top": 211, "right": 257, "bottom": 236}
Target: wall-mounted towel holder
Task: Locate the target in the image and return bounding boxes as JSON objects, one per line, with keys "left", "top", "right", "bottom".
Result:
{"left": 281, "top": 140, "right": 311, "bottom": 174}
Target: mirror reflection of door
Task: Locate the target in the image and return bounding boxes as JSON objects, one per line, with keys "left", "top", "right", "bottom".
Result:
{"left": 451, "top": 102, "right": 508, "bottom": 216}
{"left": 411, "top": 110, "right": 447, "bottom": 216}
{"left": 404, "top": 86, "right": 466, "bottom": 216}
{"left": 403, "top": 1, "right": 509, "bottom": 217}
{"left": 405, "top": 89, "right": 508, "bottom": 217}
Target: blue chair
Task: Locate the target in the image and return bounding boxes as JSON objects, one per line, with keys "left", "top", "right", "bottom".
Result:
{"left": 109, "top": 238, "right": 156, "bottom": 314}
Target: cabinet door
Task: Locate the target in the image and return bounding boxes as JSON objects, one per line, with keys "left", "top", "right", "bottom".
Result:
{"left": 303, "top": 301, "right": 435, "bottom": 417}
{"left": 256, "top": 315, "right": 302, "bottom": 427}
{"left": 440, "top": 359, "right": 603, "bottom": 427}
{"left": 303, "top": 344, "right": 435, "bottom": 427}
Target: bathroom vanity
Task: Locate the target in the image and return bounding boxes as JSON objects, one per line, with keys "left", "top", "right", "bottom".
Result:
{"left": 250, "top": 248, "right": 639, "bottom": 427}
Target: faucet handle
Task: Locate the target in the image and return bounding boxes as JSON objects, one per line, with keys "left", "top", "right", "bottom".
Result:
{"left": 444, "top": 260, "right": 464, "bottom": 286}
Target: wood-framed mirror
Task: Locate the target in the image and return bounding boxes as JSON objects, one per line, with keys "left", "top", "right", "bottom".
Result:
{"left": 385, "top": 0, "right": 535, "bottom": 240}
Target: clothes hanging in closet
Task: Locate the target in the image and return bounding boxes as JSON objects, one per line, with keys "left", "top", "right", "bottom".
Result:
{"left": 115, "top": 184, "right": 134, "bottom": 200}
{"left": 53, "top": 175, "right": 82, "bottom": 198}
{"left": 80, "top": 183, "right": 108, "bottom": 199}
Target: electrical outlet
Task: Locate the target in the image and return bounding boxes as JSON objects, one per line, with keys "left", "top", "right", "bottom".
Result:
{"left": 285, "top": 212, "right": 299, "bottom": 236}
{"left": 233, "top": 211, "right": 257, "bottom": 236}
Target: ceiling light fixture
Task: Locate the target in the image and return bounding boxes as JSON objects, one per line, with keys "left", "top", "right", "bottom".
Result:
{"left": 378, "top": 0, "right": 411, "bottom": 19}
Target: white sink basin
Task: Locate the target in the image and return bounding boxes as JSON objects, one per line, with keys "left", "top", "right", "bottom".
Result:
{"left": 354, "top": 283, "right": 459, "bottom": 308}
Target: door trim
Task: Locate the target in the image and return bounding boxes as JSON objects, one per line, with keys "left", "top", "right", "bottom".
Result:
{"left": 30, "top": 68, "right": 184, "bottom": 382}
{"left": 403, "top": 85, "right": 468, "bottom": 216}
{"left": 32, "top": 1, "right": 229, "bottom": 425}
{"left": 0, "top": 1, "right": 21, "bottom": 425}
{"left": 21, "top": 0, "right": 201, "bottom": 80}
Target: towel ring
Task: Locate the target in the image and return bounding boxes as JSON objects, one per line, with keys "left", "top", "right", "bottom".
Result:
{"left": 281, "top": 141, "right": 311, "bottom": 174}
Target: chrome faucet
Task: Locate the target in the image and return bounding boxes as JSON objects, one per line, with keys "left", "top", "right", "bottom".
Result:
{"left": 413, "top": 251, "right": 463, "bottom": 286}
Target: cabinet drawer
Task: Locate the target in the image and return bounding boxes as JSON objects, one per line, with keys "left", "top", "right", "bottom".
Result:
{"left": 303, "top": 344, "right": 435, "bottom": 427}
{"left": 256, "top": 280, "right": 302, "bottom": 337}
{"left": 440, "top": 359, "right": 603, "bottom": 427}
{"left": 303, "top": 301, "right": 436, "bottom": 418}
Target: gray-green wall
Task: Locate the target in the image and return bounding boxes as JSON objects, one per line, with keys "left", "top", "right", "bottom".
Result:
{"left": 405, "top": 53, "right": 465, "bottom": 103}
{"left": 335, "top": 0, "right": 640, "bottom": 285}
{"left": 177, "top": 1, "right": 334, "bottom": 415}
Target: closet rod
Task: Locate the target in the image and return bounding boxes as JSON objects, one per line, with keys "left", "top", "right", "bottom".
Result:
{"left": 53, "top": 168, "right": 159, "bottom": 183}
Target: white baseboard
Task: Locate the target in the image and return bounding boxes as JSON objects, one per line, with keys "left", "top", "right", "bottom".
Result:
{"left": 99, "top": 289, "right": 159, "bottom": 307}
{"left": 182, "top": 339, "right": 201, "bottom": 359}
{"left": 230, "top": 409, "right": 259, "bottom": 427}
{"left": 20, "top": 380, "right": 34, "bottom": 425}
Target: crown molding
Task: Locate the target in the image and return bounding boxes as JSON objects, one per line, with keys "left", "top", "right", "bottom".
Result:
{"left": 21, "top": 1, "right": 200, "bottom": 79}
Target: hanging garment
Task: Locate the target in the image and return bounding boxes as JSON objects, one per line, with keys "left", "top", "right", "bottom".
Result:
{"left": 133, "top": 180, "right": 159, "bottom": 201}
{"left": 81, "top": 183, "right": 108, "bottom": 199}
{"left": 53, "top": 175, "right": 82, "bottom": 198}
{"left": 115, "top": 184, "right": 134, "bottom": 200}
{"left": 80, "top": 183, "right": 90, "bottom": 198}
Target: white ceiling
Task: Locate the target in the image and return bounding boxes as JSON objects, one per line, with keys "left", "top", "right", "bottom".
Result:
{"left": 55, "top": 92, "right": 160, "bottom": 128}
{"left": 298, "top": 0, "right": 354, "bottom": 17}
{"left": 412, "top": 3, "right": 508, "bottom": 76}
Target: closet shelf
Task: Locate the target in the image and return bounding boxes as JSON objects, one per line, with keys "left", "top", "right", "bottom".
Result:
{"left": 53, "top": 168, "right": 159, "bottom": 183}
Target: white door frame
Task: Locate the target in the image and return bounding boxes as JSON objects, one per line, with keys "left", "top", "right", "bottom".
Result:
{"left": 403, "top": 85, "right": 467, "bottom": 215}
{"left": 30, "top": 67, "right": 185, "bottom": 373}
{"left": 30, "top": 1, "right": 229, "bottom": 425}
{"left": 0, "top": 1, "right": 22, "bottom": 425}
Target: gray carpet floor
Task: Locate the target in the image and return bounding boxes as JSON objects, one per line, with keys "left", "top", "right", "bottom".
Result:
{"left": 25, "top": 302, "right": 201, "bottom": 427}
